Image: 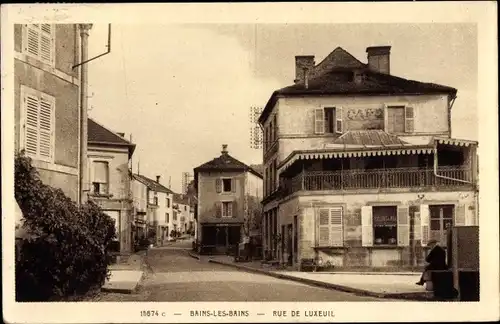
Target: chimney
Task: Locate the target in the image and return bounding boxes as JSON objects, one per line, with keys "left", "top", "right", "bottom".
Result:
{"left": 117, "top": 132, "right": 125, "bottom": 137}
{"left": 294, "top": 55, "right": 315, "bottom": 84}
{"left": 366, "top": 46, "right": 391, "bottom": 74}
{"left": 221, "top": 144, "right": 228, "bottom": 155}
{"left": 156, "top": 175, "right": 161, "bottom": 183}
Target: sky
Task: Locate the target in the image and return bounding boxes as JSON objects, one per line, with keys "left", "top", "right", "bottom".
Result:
{"left": 86, "top": 23, "right": 477, "bottom": 193}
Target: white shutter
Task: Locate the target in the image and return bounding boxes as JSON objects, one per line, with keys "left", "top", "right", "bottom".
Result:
{"left": 330, "top": 207, "right": 343, "bottom": 247}
{"left": 26, "top": 24, "right": 40, "bottom": 57}
{"left": 231, "top": 178, "right": 237, "bottom": 193}
{"left": 40, "top": 24, "right": 53, "bottom": 63}
{"left": 397, "top": 206, "right": 410, "bottom": 247}
{"left": 413, "top": 211, "right": 422, "bottom": 241}
{"left": 404, "top": 106, "right": 415, "bottom": 133}
{"left": 455, "top": 204, "right": 466, "bottom": 226}
{"left": 314, "top": 108, "right": 325, "bottom": 134}
{"left": 420, "top": 204, "right": 430, "bottom": 246}
{"left": 39, "top": 94, "right": 54, "bottom": 160}
{"left": 361, "top": 206, "right": 373, "bottom": 247}
{"left": 318, "top": 208, "right": 330, "bottom": 246}
{"left": 336, "top": 106, "right": 344, "bottom": 134}
{"left": 24, "top": 92, "right": 39, "bottom": 156}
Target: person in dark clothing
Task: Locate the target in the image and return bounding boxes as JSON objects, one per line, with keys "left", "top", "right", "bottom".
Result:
{"left": 417, "top": 239, "right": 448, "bottom": 285}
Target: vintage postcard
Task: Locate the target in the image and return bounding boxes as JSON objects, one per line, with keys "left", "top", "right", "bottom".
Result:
{"left": 1, "top": 2, "right": 498, "bottom": 323}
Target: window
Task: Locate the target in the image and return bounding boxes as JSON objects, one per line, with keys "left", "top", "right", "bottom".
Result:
{"left": 386, "top": 105, "right": 414, "bottom": 133}
{"left": 372, "top": 206, "right": 398, "bottom": 245}
{"left": 154, "top": 196, "right": 158, "bottom": 205}
{"left": 92, "top": 161, "right": 109, "bottom": 195}
{"left": 173, "top": 211, "right": 178, "bottom": 221}
{"left": 23, "top": 24, "right": 55, "bottom": 65}
{"left": 317, "top": 207, "right": 343, "bottom": 247}
{"left": 404, "top": 107, "right": 415, "bottom": 132}
{"left": 273, "top": 114, "right": 278, "bottom": 141}
{"left": 20, "top": 86, "right": 55, "bottom": 162}
{"left": 429, "top": 205, "right": 454, "bottom": 246}
{"left": 315, "top": 107, "right": 343, "bottom": 134}
{"left": 184, "top": 205, "right": 187, "bottom": 211}
{"left": 222, "top": 201, "right": 233, "bottom": 218}
{"left": 166, "top": 197, "right": 170, "bottom": 208}
{"left": 165, "top": 213, "right": 169, "bottom": 223}
{"left": 222, "top": 178, "right": 232, "bottom": 192}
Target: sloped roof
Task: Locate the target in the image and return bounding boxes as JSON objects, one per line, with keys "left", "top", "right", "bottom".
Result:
{"left": 194, "top": 153, "right": 263, "bottom": 179}
{"left": 258, "top": 46, "right": 457, "bottom": 124}
{"left": 132, "top": 174, "right": 173, "bottom": 194}
{"left": 88, "top": 118, "right": 136, "bottom": 156}
{"left": 333, "top": 130, "right": 410, "bottom": 147}
{"left": 249, "top": 164, "right": 264, "bottom": 177}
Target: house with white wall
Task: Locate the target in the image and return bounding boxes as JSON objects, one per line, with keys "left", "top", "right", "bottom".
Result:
{"left": 258, "top": 46, "right": 479, "bottom": 270}
{"left": 87, "top": 119, "right": 136, "bottom": 254}
{"left": 132, "top": 174, "right": 174, "bottom": 246}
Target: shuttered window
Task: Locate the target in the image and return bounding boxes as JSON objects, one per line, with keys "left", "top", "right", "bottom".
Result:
{"left": 336, "top": 106, "right": 344, "bottom": 134}
{"left": 420, "top": 204, "right": 430, "bottom": 246}
{"left": 386, "top": 106, "right": 405, "bottom": 133}
{"left": 397, "top": 206, "right": 410, "bottom": 247}
{"left": 24, "top": 24, "right": 55, "bottom": 65}
{"left": 314, "top": 108, "right": 325, "bottom": 134}
{"left": 404, "top": 106, "right": 415, "bottom": 133}
{"left": 222, "top": 201, "right": 233, "bottom": 218}
{"left": 92, "top": 161, "right": 109, "bottom": 195}
{"left": 361, "top": 206, "right": 373, "bottom": 247}
{"left": 20, "top": 86, "right": 55, "bottom": 162}
{"left": 316, "top": 207, "right": 343, "bottom": 247}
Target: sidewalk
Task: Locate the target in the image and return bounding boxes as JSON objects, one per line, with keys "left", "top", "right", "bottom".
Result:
{"left": 102, "top": 252, "right": 146, "bottom": 294}
{"left": 209, "top": 256, "right": 433, "bottom": 300}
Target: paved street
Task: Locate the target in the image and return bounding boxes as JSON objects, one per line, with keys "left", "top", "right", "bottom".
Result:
{"left": 96, "top": 240, "right": 384, "bottom": 302}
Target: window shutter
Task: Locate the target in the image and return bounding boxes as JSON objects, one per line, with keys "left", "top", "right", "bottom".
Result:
{"left": 314, "top": 108, "right": 325, "bottom": 134}
{"left": 397, "top": 206, "right": 410, "bottom": 247}
{"left": 94, "top": 161, "right": 109, "bottom": 183}
{"left": 361, "top": 206, "right": 373, "bottom": 247}
{"left": 231, "top": 178, "right": 236, "bottom": 193}
{"left": 454, "top": 204, "right": 466, "bottom": 226}
{"left": 215, "top": 178, "right": 222, "bottom": 193}
{"left": 420, "top": 204, "right": 430, "bottom": 246}
{"left": 26, "top": 24, "right": 40, "bottom": 57}
{"left": 232, "top": 201, "right": 237, "bottom": 218}
{"left": 404, "top": 106, "right": 415, "bottom": 133}
{"left": 336, "top": 106, "right": 344, "bottom": 134}
{"left": 413, "top": 211, "right": 422, "bottom": 241}
{"left": 318, "top": 208, "right": 330, "bottom": 246}
{"left": 24, "top": 92, "right": 40, "bottom": 156}
{"left": 40, "top": 24, "right": 53, "bottom": 63}
{"left": 39, "top": 94, "right": 54, "bottom": 160}
{"left": 215, "top": 202, "right": 222, "bottom": 218}
{"left": 330, "top": 207, "right": 343, "bottom": 247}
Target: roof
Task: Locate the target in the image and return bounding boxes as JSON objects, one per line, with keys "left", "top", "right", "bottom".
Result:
{"left": 194, "top": 153, "right": 263, "bottom": 179}
{"left": 132, "top": 174, "right": 174, "bottom": 194}
{"left": 88, "top": 118, "right": 136, "bottom": 156}
{"left": 249, "top": 164, "right": 264, "bottom": 177}
{"left": 332, "top": 130, "right": 410, "bottom": 147}
{"left": 258, "top": 46, "right": 457, "bottom": 124}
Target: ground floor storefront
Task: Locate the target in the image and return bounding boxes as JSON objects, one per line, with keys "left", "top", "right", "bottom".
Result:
{"left": 262, "top": 189, "right": 478, "bottom": 270}
{"left": 197, "top": 223, "right": 243, "bottom": 255}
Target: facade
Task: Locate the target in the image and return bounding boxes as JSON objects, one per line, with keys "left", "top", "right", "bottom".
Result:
{"left": 132, "top": 174, "right": 174, "bottom": 246}
{"left": 194, "top": 145, "right": 263, "bottom": 254}
{"left": 173, "top": 193, "right": 191, "bottom": 234}
{"left": 87, "top": 118, "right": 136, "bottom": 254}
{"left": 14, "top": 24, "right": 82, "bottom": 202}
{"left": 259, "top": 46, "right": 479, "bottom": 269}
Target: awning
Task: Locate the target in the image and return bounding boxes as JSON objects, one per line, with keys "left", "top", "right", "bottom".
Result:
{"left": 433, "top": 136, "right": 478, "bottom": 147}
{"left": 278, "top": 145, "right": 434, "bottom": 174}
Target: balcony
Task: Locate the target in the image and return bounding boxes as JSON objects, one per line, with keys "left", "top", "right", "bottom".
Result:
{"left": 282, "top": 166, "right": 473, "bottom": 196}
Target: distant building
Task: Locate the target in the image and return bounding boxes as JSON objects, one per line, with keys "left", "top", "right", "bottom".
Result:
{"left": 132, "top": 174, "right": 174, "bottom": 246}
{"left": 14, "top": 24, "right": 84, "bottom": 202}
{"left": 173, "top": 193, "right": 191, "bottom": 234}
{"left": 87, "top": 118, "right": 136, "bottom": 254}
{"left": 259, "top": 45, "right": 479, "bottom": 269}
{"left": 194, "top": 144, "right": 263, "bottom": 255}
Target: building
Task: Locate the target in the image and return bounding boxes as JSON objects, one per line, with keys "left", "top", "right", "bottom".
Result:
{"left": 87, "top": 118, "right": 136, "bottom": 254}
{"left": 258, "top": 46, "right": 479, "bottom": 269}
{"left": 132, "top": 174, "right": 174, "bottom": 246}
{"left": 194, "top": 144, "right": 264, "bottom": 254}
{"left": 173, "top": 193, "right": 191, "bottom": 234}
{"left": 14, "top": 24, "right": 85, "bottom": 202}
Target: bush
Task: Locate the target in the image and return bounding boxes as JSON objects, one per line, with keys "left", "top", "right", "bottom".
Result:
{"left": 15, "top": 153, "right": 116, "bottom": 301}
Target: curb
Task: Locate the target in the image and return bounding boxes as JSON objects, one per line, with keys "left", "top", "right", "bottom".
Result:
{"left": 209, "top": 259, "right": 433, "bottom": 301}
{"left": 188, "top": 251, "right": 201, "bottom": 260}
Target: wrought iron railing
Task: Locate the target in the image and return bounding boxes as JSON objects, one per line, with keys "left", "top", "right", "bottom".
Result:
{"left": 282, "top": 166, "right": 473, "bottom": 195}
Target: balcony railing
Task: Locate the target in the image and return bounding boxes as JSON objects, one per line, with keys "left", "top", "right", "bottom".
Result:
{"left": 282, "top": 166, "right": 473, "bottom": 195}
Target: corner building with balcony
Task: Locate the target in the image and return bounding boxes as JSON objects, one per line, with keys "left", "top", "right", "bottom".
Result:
{"left": 259, "top": 46, "right": 479, "bottom": 270}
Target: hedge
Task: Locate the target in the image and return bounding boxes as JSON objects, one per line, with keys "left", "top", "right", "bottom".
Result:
{"left": 15, "top": 153, "right": 116, "bottom": 301}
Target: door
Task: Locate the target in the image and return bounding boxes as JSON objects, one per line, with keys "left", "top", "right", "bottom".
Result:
{"left": 429, "top": 205, "right": 454, "bottom": 246}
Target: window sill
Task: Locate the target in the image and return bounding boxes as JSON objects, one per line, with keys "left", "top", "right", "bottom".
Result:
{"left": 89, "top": 193, "right": 113, "bottom": 199}
{"left": 369, "top": 245, "right": 402, "bottom": 249}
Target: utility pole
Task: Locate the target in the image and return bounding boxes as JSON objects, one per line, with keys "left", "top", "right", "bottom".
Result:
{"left": 78, "top": 24, "right": 92, "bottom": 206}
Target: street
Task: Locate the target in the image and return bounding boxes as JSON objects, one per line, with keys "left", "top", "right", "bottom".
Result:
{"left": 96, "top": 240, "right": 384, "bottom": 302}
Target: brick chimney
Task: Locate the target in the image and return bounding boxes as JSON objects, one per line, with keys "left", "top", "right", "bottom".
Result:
{"left": 156, "top": 175, "right": 161, "bottom": 183}
{"left": 294, "top": 55, "right": 315, "bottom": 84}
{"left": 366, "top": 46, "right": 391, "bottom": 74}
{"left": 221, "top": 144, "right": 228, "bottom": 155}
